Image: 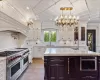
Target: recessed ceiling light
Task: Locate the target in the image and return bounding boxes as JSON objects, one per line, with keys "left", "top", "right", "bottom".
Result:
{"left": 26, "top": 7, "right": 30, "bottom": 10}
{"left": 88, "top": 18, "right": 90, "bottom": 21}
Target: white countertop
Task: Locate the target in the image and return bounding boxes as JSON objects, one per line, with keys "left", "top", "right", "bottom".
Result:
{"left": 44, "top": 48, "right": 100, "bottom": 56}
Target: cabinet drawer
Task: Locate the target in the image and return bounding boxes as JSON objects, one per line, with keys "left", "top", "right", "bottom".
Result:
{"left": 49, "top": 59, "right": 64, "bottom": 64}
{"left": 81, "top": 78, "right": 97, "bottom": 80}
{"left": 81, "top": 76, "right": 96, "bottom": 79}
{"left": 49, "top": 57, "right": 65, "bottom": 60}
{"left": 49, "top": 57, "right": 65, "bottom": 63}
{"left": 81, "top": 74, "right": 97, "bottom": 80}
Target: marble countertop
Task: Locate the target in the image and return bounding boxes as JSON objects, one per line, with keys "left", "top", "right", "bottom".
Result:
{"left": 44, "top": 48, "right": 100, "bottom": 56}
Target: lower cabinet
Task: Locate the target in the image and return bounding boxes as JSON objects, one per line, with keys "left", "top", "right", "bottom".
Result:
{"left": 49, "top": 63, "right": 66, "bottom": 80}
{"left": 48, "top": 57, "right": 67, "bottom": 80}
{"left": 44, "top": 57, "right": 48, "bottom": 80}
{"left": 68, "top": 57, "right": 80, "bottom": 80}
{"left": 98, "top": 56, "right": 100, "bottom": 80}
{"left": 44, "top": 56, "right": 98, "bottom": 80}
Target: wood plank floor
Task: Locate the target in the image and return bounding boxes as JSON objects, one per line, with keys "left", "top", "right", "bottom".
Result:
{"left": 18, "top": 58, "right": 44, "bottom": 80}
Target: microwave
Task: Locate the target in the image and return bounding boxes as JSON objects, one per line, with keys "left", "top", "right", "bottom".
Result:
{"left": 80, "top": 57, "right": 97, "bottom": 71}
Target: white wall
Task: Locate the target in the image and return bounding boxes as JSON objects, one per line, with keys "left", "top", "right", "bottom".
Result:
{"left": 0, "top": 31, "right": 27, "bottom": 51}
{"left": 18, "top": 33, "right": 26, "bottom": 47}
{"left": 0, "top": 31, "right": 18, "bottom": 51}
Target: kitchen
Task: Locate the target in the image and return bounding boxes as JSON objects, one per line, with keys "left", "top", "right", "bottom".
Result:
{"left": 0, "top": 0, "right": 100, "bottom": 80}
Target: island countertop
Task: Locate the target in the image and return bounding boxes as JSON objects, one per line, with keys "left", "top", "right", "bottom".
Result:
{"left": 44, "top": 48, "right": 100, "bottom": 56}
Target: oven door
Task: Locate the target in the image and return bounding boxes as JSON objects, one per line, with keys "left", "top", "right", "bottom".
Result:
{"left": 22, "top": 53, "right": 29, "bottom": 72}
{"left": 7, "top": 61, "right": 22, "bottom": 80}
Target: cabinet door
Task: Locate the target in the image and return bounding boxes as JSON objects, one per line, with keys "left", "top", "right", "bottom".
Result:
{"left": 44, "top": 57, "right": 48, "bottom": 80}
{"left": 57, "top": 64, "right": 66, "bottom": 80}
{"left": 49, "top": 64, "right": 67, "bottom": 80}
{"left": 68, "top": 57, "right": 80, "bottom": 80}
{"left": 49, "top": 64, "right": 57, "bottom": 80}
{"left": 48, "top": 57, "right": 68, "bottom": 80}
{"left": 98, "top": 57, "right": 100, "bottom": 80}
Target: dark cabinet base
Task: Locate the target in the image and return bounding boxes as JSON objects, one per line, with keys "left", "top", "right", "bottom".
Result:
{"left": 44, "top": 56, "right": 99, "bottom": 80}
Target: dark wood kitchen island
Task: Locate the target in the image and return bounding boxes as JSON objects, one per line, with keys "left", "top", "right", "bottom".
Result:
{"left": 44, "top": 48, "right": 100, "bottom": 80}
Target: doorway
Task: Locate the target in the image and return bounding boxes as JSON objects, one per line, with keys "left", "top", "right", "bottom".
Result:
{"left": 87, "top": 30, "right": 96, "bottom": 52}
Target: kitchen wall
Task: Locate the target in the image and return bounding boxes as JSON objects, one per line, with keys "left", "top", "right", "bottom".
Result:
{"left": 0, "top": 31, "right": 26, "bottom": 51}
{"left": 18, "top": 33, "right": 26, "bottom": 47}
{"left": 26, "top": 21, "right": 88, "bottom": 58}
{"left": 28, "top": 21, "right": 87, "bottom": 46}
{"left": 42, "top": 21, "right": 87, "bottom": 47}
{"left": 0, "top": 31, "right": 18, "bottom": 51}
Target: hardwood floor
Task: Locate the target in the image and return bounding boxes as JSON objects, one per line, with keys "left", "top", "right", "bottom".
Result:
{"left": 32, "top": 58, "right": 44, "bottom": 64}
{"left": 18, "top": 58, "right": 44, "bottom": 80}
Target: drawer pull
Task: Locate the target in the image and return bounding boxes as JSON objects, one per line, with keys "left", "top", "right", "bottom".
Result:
{"left": 50, "top": 60, "right": 64, "bottom": 62}
{"left": 59, "top": 77, "right": 64, "bottom": 79}
{"left": 89, "top": 76, "right": 95, "bottom": 78}
{"left": 51, "top": 77, "right": 56, "bottom": 79}
{"left": 82, "top": 76, "right": 95, "bottom": 78}
{"left": 68, "top": 58, "right": 69, "bottom": 74}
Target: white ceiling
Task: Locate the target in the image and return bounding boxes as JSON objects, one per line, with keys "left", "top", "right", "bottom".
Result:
{"left": 1, "top": 0, "right": 100, "bottom": 24}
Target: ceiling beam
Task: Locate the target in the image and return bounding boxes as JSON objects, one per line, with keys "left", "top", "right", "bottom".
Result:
{"left": 33, "top": 0, "right": 44, "bottom": 9}
{"left": 85, "top": 0, "right": 91, "bottom": 19}
{"left": 5, "top": 0, "right": 27, "bottom": 22}
{"left": 36, "top": 0, "right": 63, "bottom": 15}
{"left": 68, "top": 0, "right": 74, "bottom": 7}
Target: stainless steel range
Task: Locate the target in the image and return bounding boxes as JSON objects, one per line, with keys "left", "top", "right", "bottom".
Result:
{"left": 0, "top": 48, "right": 29, "bottom": 80}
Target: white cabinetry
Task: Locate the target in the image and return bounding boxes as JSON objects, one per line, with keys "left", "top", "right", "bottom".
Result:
{"left": 33, "top": 47, "right": 46, "bottom": 58}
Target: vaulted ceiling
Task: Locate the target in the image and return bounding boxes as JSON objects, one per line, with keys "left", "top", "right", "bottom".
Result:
{"left": 0, "top": 0, "right": 100, "bottom": 24}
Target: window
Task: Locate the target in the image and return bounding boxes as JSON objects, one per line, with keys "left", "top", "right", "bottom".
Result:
{"left": 44, "top": 31, "right": 49, "bottom": 42}
{"left": 44, "top": 31, "right": 56, "bottom": 42}
{"left": 50, "top": 31, "right": 56, "bottom": 42}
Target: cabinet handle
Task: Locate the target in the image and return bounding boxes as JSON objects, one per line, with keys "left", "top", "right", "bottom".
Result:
{"left": 68, "top": 58, "right": 69, "bottom": 74}
{"left": 51, "top": 59, "right": 64, "bottom": 62}
{"left": 89, "top": 76, "right": 95, "bottom": 78}
{"left": 82, "top": 76, "right": 89, "bottom": 78}
{"left": 82, "top": 76, "right": 95, "bottom": 78}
